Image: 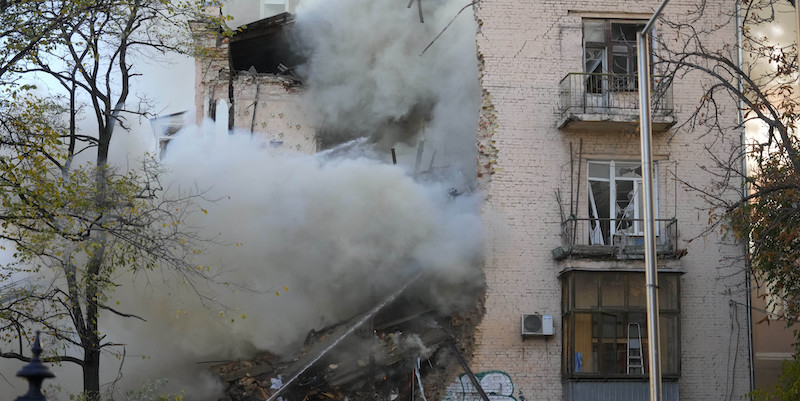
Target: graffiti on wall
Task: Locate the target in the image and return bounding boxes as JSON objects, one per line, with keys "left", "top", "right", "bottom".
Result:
{"left": 442, "top": 371, "right": 516, "bottom": 401}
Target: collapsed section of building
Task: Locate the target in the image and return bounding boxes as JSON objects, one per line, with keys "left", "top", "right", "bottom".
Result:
{"left": 208, "top": 273, "right": 485, "bottom": 401}
{"left": 188, "top": 12, "right": 317, "bottom": 155}
{"left": 167, "top": 4, "right": 487, "bottom": 400}
{"left": 188, "top": 5, "right": 480, "bottom": 181}
{"left": 190, "top": 11, "right": 428, "bottom": 155}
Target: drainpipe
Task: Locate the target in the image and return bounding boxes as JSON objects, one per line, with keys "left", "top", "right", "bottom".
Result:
{"left": 638, "top": 1, "right": 671, "bottom": 400}
{"left": 736, "top": 0, "right": 756, "bottom": 392}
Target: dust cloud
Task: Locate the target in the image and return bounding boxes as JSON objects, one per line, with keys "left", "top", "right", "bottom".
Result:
{"left": 0, "top": 1, "right": 482, "bottom": 399}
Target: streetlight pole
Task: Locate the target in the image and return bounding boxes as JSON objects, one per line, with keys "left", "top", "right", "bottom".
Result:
{"left": 638, "top": 1, "right": 671, "bottom": 400}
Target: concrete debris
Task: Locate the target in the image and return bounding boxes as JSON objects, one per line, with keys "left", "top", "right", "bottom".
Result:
{"left": 210, "top": 276, "right": 484, "bottom": 401}
{"left": 270, "top": 376, "right": 283, "bottom": 390}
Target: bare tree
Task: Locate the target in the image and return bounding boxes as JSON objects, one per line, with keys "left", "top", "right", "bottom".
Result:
{"left": 0, "top": 1, "right": 226, "bottom": 399}
{"left": 655, "top": 0, "right": 800, "bottom": 326}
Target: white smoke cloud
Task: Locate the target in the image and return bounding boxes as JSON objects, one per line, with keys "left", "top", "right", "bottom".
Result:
{"left": 110, "top": 2, "right": 482, "bottom": 398}
{"left": 293, "top": 0, "right": 480, "bottom": 175}
{"left": 97, "top": 121, "right": 484, "bottom": 399}
{"left": 0, "top": 1, "right": 482, "bottom": 399}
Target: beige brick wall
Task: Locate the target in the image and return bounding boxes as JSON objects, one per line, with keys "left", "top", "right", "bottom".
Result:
{"left": 473, "top": 1, "right": 751, "bottom": 400}
{"left": 191, "top": 22, "right": 318, "bottom": 154}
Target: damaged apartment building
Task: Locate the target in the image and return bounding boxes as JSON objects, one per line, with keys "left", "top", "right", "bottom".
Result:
{"left": 182, "top": 4, "right": 444, "bottom": 160}
{"left": 189, "top": 11, "right": 316, "bottom": 154}
{"left": 472, "top": 1, "right": 751, "bottom": 401}
{"left": 168, "top": 0, "right": 753, "bottom": 400}
{"left": 181, "top": 5, "right": 487, "bottom": 401}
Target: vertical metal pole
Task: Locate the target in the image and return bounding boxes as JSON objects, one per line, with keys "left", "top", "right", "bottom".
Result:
{"left": 637, "top": 30, "right": 663, "bottom": 401}
{"left": 736, "top": 0, "right": 755, "bottom": 391}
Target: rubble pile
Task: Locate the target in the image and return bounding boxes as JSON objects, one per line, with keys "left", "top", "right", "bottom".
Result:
{"left": 211, "top": 294, "right": 482, "bottom": 401}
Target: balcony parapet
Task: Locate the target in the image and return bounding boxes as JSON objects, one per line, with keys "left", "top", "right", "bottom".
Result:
{"left": 558, "top": 73, "right": 676, "bottom": 132}
{"left": 552, "top": 217, "right": 685, "bottom": 261}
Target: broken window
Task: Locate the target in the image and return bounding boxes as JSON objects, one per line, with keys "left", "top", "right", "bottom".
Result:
{"left": 583, "top": 20, "right": 645, "bottom": 93}
{"left": 561, "top": 271, "right": 680, "bottom": 378}
{"left": 229, "top": 13, "right": 305, "bottom": 75}
{"left": 587, "top": 160, "right": 656, "bottom": 246}
{"left": 149, "top": 111, "right": 187, "bottom": 159}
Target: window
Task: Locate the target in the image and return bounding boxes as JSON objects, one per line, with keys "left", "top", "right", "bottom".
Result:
{"left": 261, "top": 0, "right": 287, "bottom": 18}
{"left": 583, "top": 20, "right": 645, "bottom": 93}
{"left": 228, "top": 13, "right": 303, "bottom": 75}
{"left": 562, "top": 271, "right": 680, "bottom": 378}
{"left": 149, "top": 112, "right": 187, "bottom": 159}
{"left": 587, "top": 160, "right": 657, "bottom": 246}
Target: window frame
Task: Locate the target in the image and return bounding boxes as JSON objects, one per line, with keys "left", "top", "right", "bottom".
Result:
{"left": 561, "top": 270, "right": 681, "bottom": 380}
{"left": 587, "top": 160, "right": 659, "bottom": 246}
{"left": 582, "top": 19, "right": 647, "bottom": 93}
{"left": 261, "top": 0, "right": 287, "bottom": 18}
{"left": 149, "top": 112, "right": 187, "bottom": 159}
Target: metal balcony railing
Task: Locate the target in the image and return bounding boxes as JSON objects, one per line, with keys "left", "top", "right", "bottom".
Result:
{"left": 559, "top": 73, "right": 673, "bottom": 117}
{"left": 556, "top": 217, "right": 679, "bottom": 259}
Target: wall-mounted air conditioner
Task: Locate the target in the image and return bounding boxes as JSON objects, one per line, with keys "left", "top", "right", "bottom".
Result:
{"left": 521, "top": 314, "right": 554, "bottom": 336}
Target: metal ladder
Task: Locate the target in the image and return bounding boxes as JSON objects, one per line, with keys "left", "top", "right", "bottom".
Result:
{"left": 627, "top": 322, "right": 644, "bottom": 374}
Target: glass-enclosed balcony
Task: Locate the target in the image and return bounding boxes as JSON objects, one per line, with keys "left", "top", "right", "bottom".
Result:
{"left": 558, "top": 73, "right": 675, "bottom": 131}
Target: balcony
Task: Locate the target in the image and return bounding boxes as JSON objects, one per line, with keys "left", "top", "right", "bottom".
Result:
{"left": 552, "top": 217, "right": 683, "bottom": 260}
{"left": 558, "top": 73, "right": 676, "bottom": 132}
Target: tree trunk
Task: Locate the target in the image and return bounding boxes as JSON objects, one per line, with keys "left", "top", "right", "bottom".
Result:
{"left": 83, "top": 347, "right": 101, "bottom": 401}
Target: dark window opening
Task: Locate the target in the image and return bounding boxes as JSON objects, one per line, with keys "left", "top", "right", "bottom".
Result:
{"left": 229, "top": 12, "right": 306, "bottom": 76}
{"left": 582, "top": 20, "right": 646, "bottom": 93}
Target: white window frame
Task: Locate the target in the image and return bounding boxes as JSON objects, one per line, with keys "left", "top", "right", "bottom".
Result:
{"left": 150, "top": 112, "right": 187, "bottom": 159}
{"left": 587, "top": 160, "right": 658, "bottom": 245}
{"left": 261, "top": 0, "right": 287, "bottom": 18}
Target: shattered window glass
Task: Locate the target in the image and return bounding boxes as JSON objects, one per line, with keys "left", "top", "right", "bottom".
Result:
{"left": 582, "top": 20, "right": 646, "bottom": 92}
{"left": 583, "top": 20, "right": 605, "bottom": 44}
{"left": 587, "top": 161, "right": 657, "bottom": 244}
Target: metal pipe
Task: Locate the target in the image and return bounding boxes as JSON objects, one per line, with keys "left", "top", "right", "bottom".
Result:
{"left": 638, "top": 30, "right": 663, "bottom": 401}
{"left": 736, "top": 0, "right": 756, "bottom": 391}
{"left": 643, "top": 0, "right": 671, "bottom": 34}
{"left": 637, "top": 3, "right": 672, "bottom": 399}
{"left": 448, "top": 340, "right": 491, "bottom": 401}
{"left": 267, "top": 273, "right": 422, "bottom": 401}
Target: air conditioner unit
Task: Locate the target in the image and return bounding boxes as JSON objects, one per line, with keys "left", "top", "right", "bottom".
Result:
{"left": 521, "top": 314, "right": 554, "bottom": 336}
